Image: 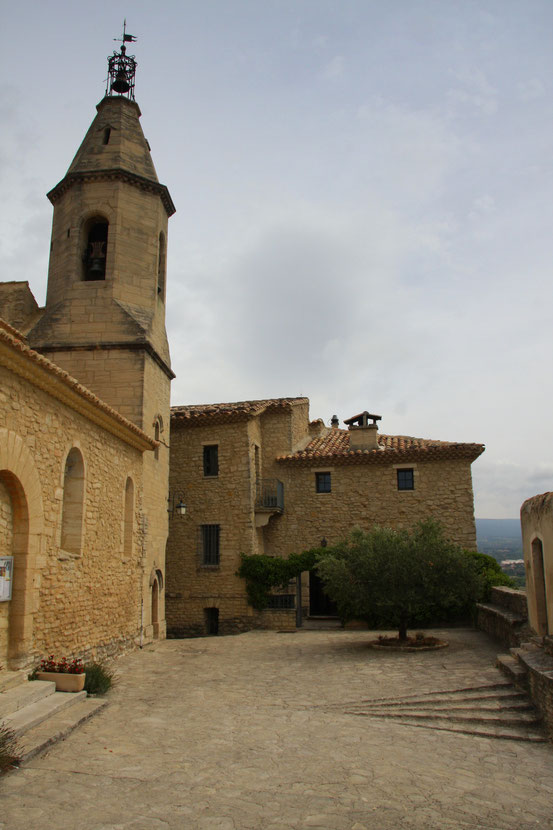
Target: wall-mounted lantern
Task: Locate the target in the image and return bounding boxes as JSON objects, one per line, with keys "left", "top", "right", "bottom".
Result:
{"left": 168, "top": 492, "right": 187, "bottom": 518}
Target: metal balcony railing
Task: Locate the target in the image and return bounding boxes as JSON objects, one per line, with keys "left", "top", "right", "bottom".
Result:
{"left": 255, "top": 478, "right": 284, "bottom": 512}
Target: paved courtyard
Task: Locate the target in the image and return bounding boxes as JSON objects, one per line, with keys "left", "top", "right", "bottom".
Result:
{"left": 1, "top": 628, "right": 552, "bottom": 830}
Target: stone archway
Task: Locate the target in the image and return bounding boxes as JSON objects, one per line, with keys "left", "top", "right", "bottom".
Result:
{"left": 0, "top": 429, "right": 44, "bottom": 669}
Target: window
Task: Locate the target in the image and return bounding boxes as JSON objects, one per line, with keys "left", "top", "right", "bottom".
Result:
{"left": 154, "top": 420, "right": 160, "bottom": 461}
{"left": 61, "top": 448, "right": 85, "bottom": 554}
{"left": 82, "top": 218, "right": 108, "bottom": 281}
{"left": 397, "top": 468, "right": 414, "bottom": 491}
{"left": 123, "top": 477, "right": 134, "bottom": 556}
{"left": 199, "top": 524, "right": 220, "bottom": 566}
{"left": 157, "top": 232, "right": 166, "bottom": 299}
{"left": 203, "top": 445, "right": 218, "bottom": 477}
{"left": 316, "top": 472, "right": 331, "bottom": 493}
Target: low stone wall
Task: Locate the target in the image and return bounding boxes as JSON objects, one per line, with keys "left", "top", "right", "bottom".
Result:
{"left": 476, "top": 587, "right": 529, "bottom": 648}
{"left": 490, "top": 586, "right": 528, "bottom": 617}
{"left": 517, "top": 648, "right": 553, "bottom": 737}
{"left": 166, "top": 607, "right": 296, "bottom": 638}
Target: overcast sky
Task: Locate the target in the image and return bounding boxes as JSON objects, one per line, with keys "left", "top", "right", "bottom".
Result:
{"left": 1, "top": 1, "right": 552, "bottom": 518}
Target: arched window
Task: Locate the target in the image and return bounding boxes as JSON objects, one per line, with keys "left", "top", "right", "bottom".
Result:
{"left": 123, "top": 477, "right": 134, "bottom": 556}
{"left": 154, "top": 420, "right": 160, "bottom": 461}
{"left": 82, "top": 217, "right": 109, "bottom": 281}
{"left": 157, "top": 232, "right": 166, "bottom": 300}
{"left": 61, "top": 448, "right": 84, "bottom": 555}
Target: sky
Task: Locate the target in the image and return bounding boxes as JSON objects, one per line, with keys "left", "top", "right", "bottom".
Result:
{"left": 1, "top": 0, "right": 552, "bottom": 518}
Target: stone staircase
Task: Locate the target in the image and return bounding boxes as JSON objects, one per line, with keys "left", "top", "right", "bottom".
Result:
{"left": 0, "top": 670, "right": 108, "bottom": 763}
{"left": 496, "top": 639, "right": 553, "bottom": 737}
{"left": 326, "top": 682, "right": 547, "bottom": 742}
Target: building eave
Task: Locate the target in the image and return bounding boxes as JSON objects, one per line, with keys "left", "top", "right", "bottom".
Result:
{"left": 0, "top": 327, "right": 156, "bottom": 453}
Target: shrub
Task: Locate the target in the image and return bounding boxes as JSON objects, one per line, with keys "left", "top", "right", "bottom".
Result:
{"left": 83, "top": 662, "right": 116, "bottom": 695}
{"left": 0, "top": 724, "right": 21, "bottom": 774}
{"left": 463, "top": 549, "right": 516, "bottom": 600}
{"left": 316, "top": 520, "right": 483, "bottom": 640}
{"left": 236, "top": 548, "right": 321, "bottom": 610}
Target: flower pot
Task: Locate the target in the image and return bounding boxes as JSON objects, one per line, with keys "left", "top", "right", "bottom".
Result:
{"left": 36, "top": 671, "right": 86, "bottom": 692}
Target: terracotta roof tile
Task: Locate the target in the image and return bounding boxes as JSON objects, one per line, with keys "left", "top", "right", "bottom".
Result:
{"left": 276, "top": 428, "right": 484, "bottom": 466}
{"left": 171, "top": 397, "right": 308, "bottom": 426}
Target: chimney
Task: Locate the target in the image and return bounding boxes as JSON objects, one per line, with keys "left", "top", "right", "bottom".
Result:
{"left": 344, "top": 410, "right": 381, "bottom": 451}
{"left": 330, "top": 414, "right": 339, "bottom": 429}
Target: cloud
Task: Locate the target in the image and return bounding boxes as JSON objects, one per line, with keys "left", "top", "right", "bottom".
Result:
{"left": 474, "top": 460, "right": 553, "bottom": 519}
{"left": 447, "top": 68, "right": 498, "bottom": 116}
{"left": 321, "top": 55, "right": 345, "bottom": 80}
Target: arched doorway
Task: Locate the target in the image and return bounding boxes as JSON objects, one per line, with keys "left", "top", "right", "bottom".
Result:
{"left": 151, "top": 578, "right": 160, "bottom": 639}
{"left": 531, "top": 537, "right": 549, "bottom": 635}
{"left": 0, "top": 471, "right": 29, "bottom": 668}
{"left": 0, "top": 428, "right": 44, "bottom": 670}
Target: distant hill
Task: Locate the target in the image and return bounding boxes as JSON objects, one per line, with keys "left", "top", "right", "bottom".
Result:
{"left": 476, "top": 518, "right": 523, "bottom": 562}
{"left": 475, "top": 518, "right": 525, "bottom": 587}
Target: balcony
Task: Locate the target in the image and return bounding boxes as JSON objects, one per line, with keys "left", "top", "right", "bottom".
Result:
{"left": 255, "top": 479, "right": 284, "bottom": 527}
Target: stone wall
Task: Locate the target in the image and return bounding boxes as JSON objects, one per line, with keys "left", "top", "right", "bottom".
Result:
{"left": 264, "top": 458, "right": 477, "bottom": 557}
{"left": 0, "top": 354, "right": 149, "bottom": 668}
{"left": 521, "top": 492, "right": 553, "bottom": 637}
{"left": 166, "top": 419, "right": 256, "bottom": 637}
{"left": 476, "top": 587, "right": 529, "bottom": 648}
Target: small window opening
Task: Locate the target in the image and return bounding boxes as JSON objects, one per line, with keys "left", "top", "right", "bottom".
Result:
{"left": 397, "top": 469, "right": 414, "bottom": 491}
{"left": 103, "top": 127, "right": 111, "bottom": 145}
{"left": 154, "top": 421, "right": 160, "bottom": 461}
{"left": 67, "top": 228, "right": 71, "bottom": 238}
{"left": 199, "top": 524, "right": 220, "bottom": 566}
{"left": 83, "top": 220, "right": 108, "bottom": 281}
{"left": 157, "top": 232, "right": 166, "bottom": 299}
{"left": 316, "top": 472, "right": 331, "bottom": 493}
{"left": 203, "top": 445, "right": 219, "bottom": 477}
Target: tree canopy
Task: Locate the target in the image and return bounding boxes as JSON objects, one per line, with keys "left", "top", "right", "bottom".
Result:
{"left": 316, "top": 520, "right": 484, "bottom": 640}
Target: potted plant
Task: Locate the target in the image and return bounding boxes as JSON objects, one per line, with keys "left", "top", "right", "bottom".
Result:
{"left": 35, "top": 655, "right": 86, "bottom": 692}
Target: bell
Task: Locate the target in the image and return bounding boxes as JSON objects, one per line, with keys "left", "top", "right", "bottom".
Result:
{"left": 87, "top": 258, "right": 105, "bottom": 278}
{"left": 111, "top": 70, "right": 130, "bottom": 94}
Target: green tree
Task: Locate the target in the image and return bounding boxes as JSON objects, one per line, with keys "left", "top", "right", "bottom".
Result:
{"left": 316, "top": 520, "right": 483, "bottom": 640}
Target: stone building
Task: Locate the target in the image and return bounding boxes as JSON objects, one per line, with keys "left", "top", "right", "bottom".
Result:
{"left": 521, "top": 493, "right": 553, "bottom": 639}
{"left": 166, "top": 398, "right": 484, "bottom": 636}
{"left": 0, "top": 43, "right": 173, "bottom": 669}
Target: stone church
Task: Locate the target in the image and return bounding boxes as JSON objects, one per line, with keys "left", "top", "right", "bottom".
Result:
{"left": 0, "top": 42, "right": 487, "bottom": 669}
{"left": 0, "top": 43, "right": 173, "bottom": 669}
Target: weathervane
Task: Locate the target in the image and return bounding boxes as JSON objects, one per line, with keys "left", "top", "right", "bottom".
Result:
{"left": 106, "top": 20, "right": 137, "bottom": 100}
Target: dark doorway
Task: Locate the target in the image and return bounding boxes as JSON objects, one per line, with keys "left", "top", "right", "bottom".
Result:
{"left": 309, "top": 571, "right": 338, "bottom": 617}
{"left": 204, "top": 607, "right": 219, "bottom": 635}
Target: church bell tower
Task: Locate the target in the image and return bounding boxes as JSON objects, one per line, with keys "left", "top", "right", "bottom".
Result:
{"left": 29, "top": 35, "right": 175, "bottom": 429}
{"left": 28, "top": 32, "right": 175, "bottom": 641}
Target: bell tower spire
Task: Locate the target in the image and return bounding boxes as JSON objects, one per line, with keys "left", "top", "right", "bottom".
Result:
{"left": 28, "top": 30, "right": 175, "bottom": 428}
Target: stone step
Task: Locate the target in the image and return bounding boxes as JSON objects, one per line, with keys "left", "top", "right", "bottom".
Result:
{"left": 347, "top": 700, "right": 534, "bottom": 714}
{"left": 346, "top": 707, "right": 541, "bottom": 726}
{"left": 0, "top": 679, "right": 56, "bottom": 717}
{"left": 333, "top": 686, "right": 525, "bottom": 711}
{"left": 371, "top": 716, "right": 548, "bottom": 743}
{"left": 19, "top": 697, "right": 109, "bottom": 763}
{"left": 2, "top": 689, "right": 87, "bottom": 737}
{"left": 497, "top": 654, "right": 528, "bottom": 681}
{"left": 0, "top": 670, "right": 28, "bottom": 693}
